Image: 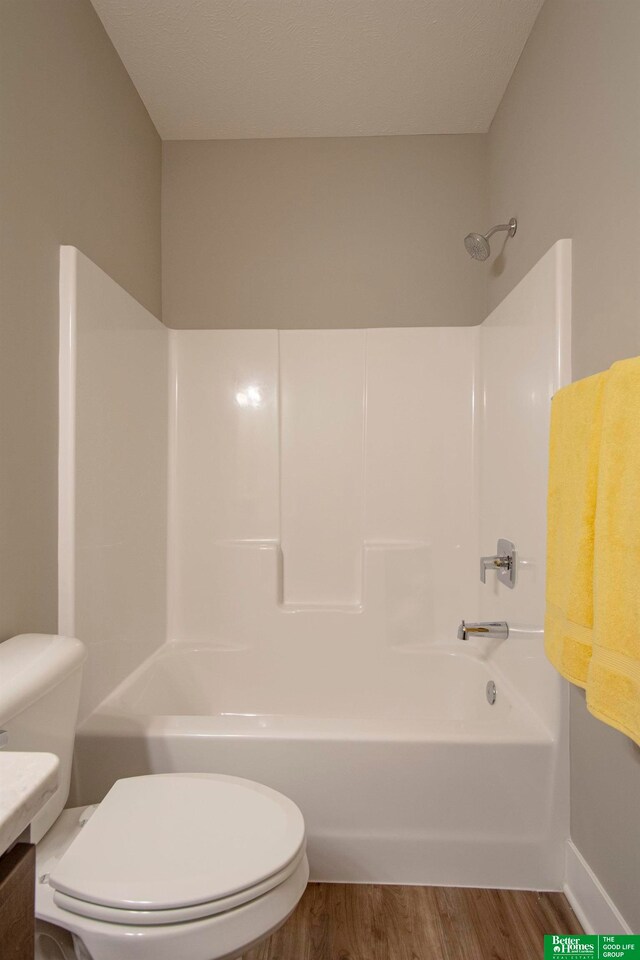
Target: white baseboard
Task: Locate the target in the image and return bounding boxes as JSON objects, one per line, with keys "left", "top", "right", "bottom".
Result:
{"left": 564, "top": 841, "right": 632, "bottom": 934}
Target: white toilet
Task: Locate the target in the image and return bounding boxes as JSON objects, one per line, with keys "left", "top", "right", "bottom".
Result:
{"left": 0, "top": 635, "right": 309, "bottom": 960}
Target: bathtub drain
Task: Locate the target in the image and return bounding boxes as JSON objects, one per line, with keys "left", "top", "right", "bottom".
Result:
{"left": 486, "top": 680, "right": 497, "bottom": 705}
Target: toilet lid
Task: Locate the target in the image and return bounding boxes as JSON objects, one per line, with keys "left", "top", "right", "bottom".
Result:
{"left": 52, "top": 846, "right": 307, "bottom": 925}
{"left": 49, "top": 774, "right": 305, "bottom": 911}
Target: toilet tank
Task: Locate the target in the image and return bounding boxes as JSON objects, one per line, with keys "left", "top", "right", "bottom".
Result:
{"left": 0, "top": 634, "right": 86, "bottom": 842}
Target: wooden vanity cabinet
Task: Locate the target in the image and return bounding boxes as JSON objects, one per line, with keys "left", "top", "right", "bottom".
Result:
{"left": 0, "top": 843, "right": 35, "bottom": 960}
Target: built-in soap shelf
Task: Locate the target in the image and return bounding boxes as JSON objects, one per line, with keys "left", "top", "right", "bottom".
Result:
{"left": 278, "top": 602, "right": 365, "bottom": 615}
{"left": 185, "top": 539, "right": 434, "bottom": 647}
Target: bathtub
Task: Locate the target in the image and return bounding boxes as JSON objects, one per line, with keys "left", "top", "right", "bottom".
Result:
{"left": 73, "top": 640, "right": 566, "bottom": 889}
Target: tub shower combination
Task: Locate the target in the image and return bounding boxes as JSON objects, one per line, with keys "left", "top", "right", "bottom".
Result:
{"left": 60, "top": 240, "right": 572, "bottom": 890}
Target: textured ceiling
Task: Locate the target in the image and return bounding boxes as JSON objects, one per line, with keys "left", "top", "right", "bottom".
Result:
{"left": 89, "top": 0, "right": 544, "bottom": 140}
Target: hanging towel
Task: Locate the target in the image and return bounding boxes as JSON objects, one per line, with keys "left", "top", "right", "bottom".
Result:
{"left": 544, "top": 371, "right": 606, "bottom": 686}
{"left": 587, "top": 356, "right": 640, "bottom": 744}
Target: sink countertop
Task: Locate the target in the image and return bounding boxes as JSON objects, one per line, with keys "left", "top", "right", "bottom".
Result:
{"left": 0, "top": 751, "right": 59, "bottom": 856}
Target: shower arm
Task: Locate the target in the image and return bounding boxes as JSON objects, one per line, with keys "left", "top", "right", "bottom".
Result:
{"left": 484, "top": 218, "right": 518, "bottom": 240}
{"left": 485, "top": 223, "right": 512, "bottom": 239}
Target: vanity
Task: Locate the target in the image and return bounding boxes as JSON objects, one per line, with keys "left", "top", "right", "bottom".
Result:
{"left": 0, "top": 752, "right": 59, "bottom": 960}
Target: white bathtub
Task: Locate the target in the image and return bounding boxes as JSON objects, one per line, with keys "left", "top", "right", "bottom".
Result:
{"left": 73, "top": 640, "right": 565, "bottom": 889}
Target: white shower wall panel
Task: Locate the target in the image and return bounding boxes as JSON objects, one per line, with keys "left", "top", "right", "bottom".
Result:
{"left": 169, "top": 330, "right": 280, "bottom": 543}
{"left": 169, "top": 327, "right": 478, "bottom": 643}
{"left": 364, "top": 328, "right": 478, "bottom": 640}
{"left": 168, "top": 331, "right": 280, "bottom": 642}
{"left": 279, "top": 330, "right": 366, "bottom": 606}
{"left": 478, "top": 240, "right": 571, "bottom": 734}
{"left": 59, "top": 248, "right": 168, "bottom": 720}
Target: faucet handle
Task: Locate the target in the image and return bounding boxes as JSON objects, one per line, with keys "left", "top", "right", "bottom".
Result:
{"left": 480, "top": 539, "right": 516, "bottom": 589}
{"left": 480, "top": 555, "right": 504, "bottom": 583}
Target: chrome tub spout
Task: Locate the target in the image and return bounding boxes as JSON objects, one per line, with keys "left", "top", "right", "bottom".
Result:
{"left": 457, "top": 620, "right": 509, "bottom": 641}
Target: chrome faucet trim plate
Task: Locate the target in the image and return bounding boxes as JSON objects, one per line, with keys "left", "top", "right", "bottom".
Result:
{"left": 480, "top": 538, "right": 516, "bottom": 589}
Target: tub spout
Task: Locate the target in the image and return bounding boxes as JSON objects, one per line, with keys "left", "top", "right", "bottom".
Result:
{"left": 457, "top": 620, "right": 509, "bottom": 641}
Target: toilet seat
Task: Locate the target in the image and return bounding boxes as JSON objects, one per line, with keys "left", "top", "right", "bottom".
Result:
{"left": 48, "top": 773, "right": 305, "bottom": 921}
{"left": 53, "top": 845, "right": 307, "bottom": 925}
{"left": 37, "top": 843, "right": 309, "bottom": 960}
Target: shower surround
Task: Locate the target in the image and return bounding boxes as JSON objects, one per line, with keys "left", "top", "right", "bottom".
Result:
{"left": 168, "top": 326, "right": 476, "bottom": 640}
{"left": 61, "top": 242, "right": 571, "bottom": 888}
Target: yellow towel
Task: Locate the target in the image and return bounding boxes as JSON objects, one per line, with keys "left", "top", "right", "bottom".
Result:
{"left": 587, "top": 356, "right": 640, "bottom": 744}
{"left": 544, "top": 372, "right": 606, "bottom": 687}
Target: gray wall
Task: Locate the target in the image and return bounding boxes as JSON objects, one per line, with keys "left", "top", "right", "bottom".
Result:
{"left": 488, "top": 0, "right": 640, "bottom": 931}
{"left": 0, "top": 0, "right": 161, "bottom": 641}
{"left": 162, "top": 135, "right": 488, "bottom": 329}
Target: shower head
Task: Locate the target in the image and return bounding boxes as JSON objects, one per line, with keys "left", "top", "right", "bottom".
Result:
{"left": 464, "top": 232, "right": 491, "bottom": 261}
{"left": 464, "top": 218, "right": 517, "bottom": 261}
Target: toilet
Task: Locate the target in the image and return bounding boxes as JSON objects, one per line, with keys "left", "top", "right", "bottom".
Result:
{"left": 0, "top": 635, "right": 309, "bottom": 960}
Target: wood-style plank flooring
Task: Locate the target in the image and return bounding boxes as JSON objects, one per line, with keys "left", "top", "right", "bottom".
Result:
{"left": 243, "top": 883, "right": 582, "bottom": 960}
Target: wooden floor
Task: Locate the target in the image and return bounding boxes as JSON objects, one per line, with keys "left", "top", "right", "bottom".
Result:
{"left": 243, "top": 883, "right": 583, "bottom": 960}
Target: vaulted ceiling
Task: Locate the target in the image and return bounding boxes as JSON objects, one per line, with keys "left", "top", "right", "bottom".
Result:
{"left": 90, "top": 0, "right": 544, "bottom": 140}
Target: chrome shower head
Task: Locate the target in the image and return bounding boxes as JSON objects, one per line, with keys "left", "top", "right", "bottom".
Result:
{"left": 464, "top": 232, "right": 491, "bottom": 261}
{"left": 464, "top": 218, "right": 517, "bottom": 261}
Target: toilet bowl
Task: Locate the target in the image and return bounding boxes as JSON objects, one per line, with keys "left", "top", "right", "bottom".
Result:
{"left": 35, "top": 772, "right": 309, "bottom": 960}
